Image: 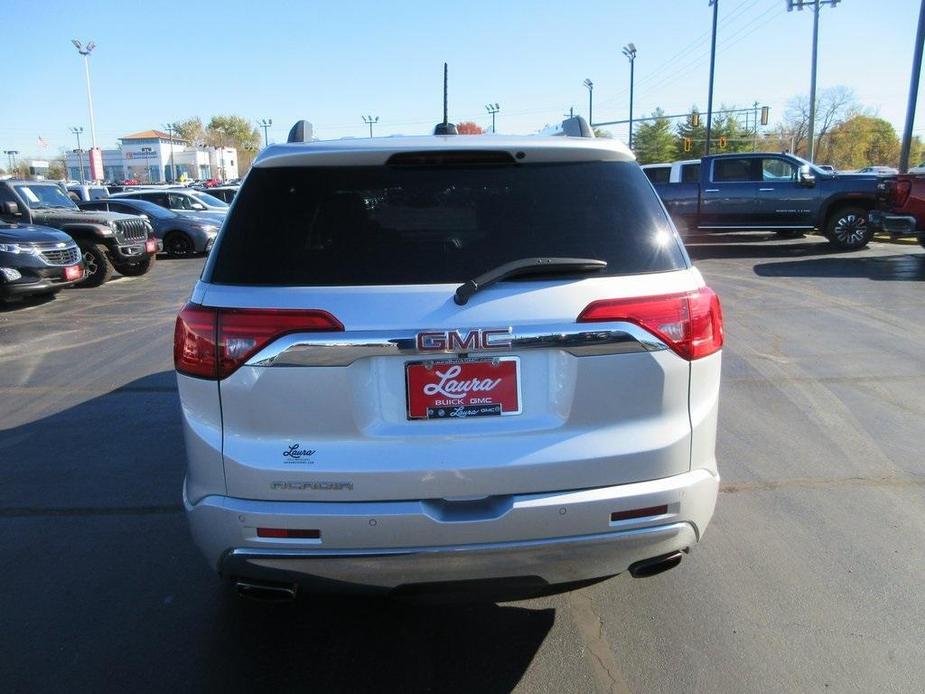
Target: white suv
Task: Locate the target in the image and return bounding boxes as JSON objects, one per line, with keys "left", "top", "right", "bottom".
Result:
{"left": 174, "top": 126, "right": 723, "bottom": 600}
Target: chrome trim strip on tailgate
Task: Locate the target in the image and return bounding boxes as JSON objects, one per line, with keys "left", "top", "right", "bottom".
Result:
{"left": 247, "top": 321, "right": 668, "bottom": 367}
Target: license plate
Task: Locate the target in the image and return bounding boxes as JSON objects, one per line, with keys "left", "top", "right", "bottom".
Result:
{"left": 64, "top": 265, "right": 81, "bottom": 281}
{"left": 406, "top": 357, "right": 521, "bottom": 420}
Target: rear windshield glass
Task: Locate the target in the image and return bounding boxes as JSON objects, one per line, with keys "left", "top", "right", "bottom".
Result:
{"left": 643, "top": 167, "right": 670, "bottom": 184}
{"left": 207, "top": 160, "right": 686, "bottom": 286}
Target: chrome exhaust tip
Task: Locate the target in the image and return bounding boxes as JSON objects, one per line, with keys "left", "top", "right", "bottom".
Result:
{"left": 628, "top": 551, "right": 684, "bottom": 578}
{"left": 234, "top": 580, "right": 298, "bottom": 602}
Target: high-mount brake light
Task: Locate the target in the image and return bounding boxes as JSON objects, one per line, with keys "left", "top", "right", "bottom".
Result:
{"left": 577, "top": 287, "right": 723, "bottom": 360}
{"left": 174, "top": 304, "right": 343, "bottom": 379}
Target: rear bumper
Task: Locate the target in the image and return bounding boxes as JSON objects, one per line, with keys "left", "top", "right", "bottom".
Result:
{"left": 869, "top": 210, "right": 918, "bottom": 235}
{"left": 185, "top": 468, "right": 718, "bottom": 593}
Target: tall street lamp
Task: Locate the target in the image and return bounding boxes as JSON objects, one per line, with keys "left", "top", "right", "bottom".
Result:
{"left": 71, "top": 40, "right": 98, "bottom": 179}
{"left": 485, "top": 103, "right": 500, "bottom": 133}
{"left": 787, "top": 0, "right": 841, "bottom": 162}
{"left": 4, "top": 150, "right": 19, "bottom": 173}
{"left": 704, "top": 1, "right": 719, "bottom": 155}
{"left": 70, "top": 127, "right": 85, "bottom": 183}
{"left": 258, "top": 118, "right": 272, "bottom": 148}
{"left": 164, "top": 122, "right": 178, "bottom": 182}
{"left": 622, "top": 43, "right": 637, "bottom": 148}
{"left": 140, "top": 147, "right": 154, "bottom": 182}
{"left": 362, "top": 115, "right": 379, "bottom": 138}
{"left": 583, "top": 79, "right": 594, "bottom": 125}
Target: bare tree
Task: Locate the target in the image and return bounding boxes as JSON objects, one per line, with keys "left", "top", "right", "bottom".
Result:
{"left": 780, "top": 86, "right": 859, "bottom": 160}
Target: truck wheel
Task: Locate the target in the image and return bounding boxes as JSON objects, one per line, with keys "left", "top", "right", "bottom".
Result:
{"left": 165, "top": 231, "right": 194, "bottom": 257}
{"left": 114, "top": 254, "right": 155, "bottom": 277}
{"left": 825, "top": 206, "right": 873, "bottom": 250}
{"left": 76, "top": 243, "right": 114, "bottom": 287}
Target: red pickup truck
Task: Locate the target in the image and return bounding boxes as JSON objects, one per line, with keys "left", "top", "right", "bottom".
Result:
{"left": 871, "top": 172, "right": 925, "bottom": 248}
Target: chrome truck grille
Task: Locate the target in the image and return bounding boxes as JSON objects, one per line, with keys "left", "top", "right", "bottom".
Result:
{"left": 39, "top": 244, "right": 80, "bottom": 266}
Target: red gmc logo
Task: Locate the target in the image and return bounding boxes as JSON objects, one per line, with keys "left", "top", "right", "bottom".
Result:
{"left": 416, "top": 328, "right": 513, "bottom": 352}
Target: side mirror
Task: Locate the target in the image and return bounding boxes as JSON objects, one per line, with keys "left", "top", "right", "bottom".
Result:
{"left": 1, "top": 201, "right": 20, "bottom": 216}
{"left": 798, "top": 165, "right": 815, "bottom": 187}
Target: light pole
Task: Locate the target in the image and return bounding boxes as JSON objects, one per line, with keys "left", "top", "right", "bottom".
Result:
{"left": 583, "top": 79, "right": 594, "bottom": 125}
{"left": 258, "top": 118, "right": 272, "bottom": 148}
{"left": 787, "top": 0, "right": 841, "bottom": 162}
{"left": 163, "top": 123, "right": 179, "bottom": 182}
{"left": 213, "top": 127, "right": 227, "bottom": 181}
{"left": 4, "top": 150, "right": 18, "bottom": 173}
{"left": 140, "top": 147, "right": 154, "bottom": 182}
{"left": 362, "top": 115, "right": 379, "bottom": 138}
{"left": 71, "top": 40, "right": 98, "bottom": 179}
{"left": 900, "top": 0, "right": 925, "bottom": 172}
{"left": 622, "top": 43, "right": 637, "bottom": 148}
{"left": 705, "top": 1, "right": 719, "bottom": 155}
{"left": 70, "top": 127, "right": 85, "bottom": 183}
{"left": 485, "top": 103, "right": 500, "bottom": 133}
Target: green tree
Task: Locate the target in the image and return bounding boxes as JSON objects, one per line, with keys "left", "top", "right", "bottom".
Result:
{"left": 827, "top": 115, "right": 900, "bottom": 169}
{"left": 206, "top": 115, "right": 260, "bottom": 150}
{"left": 633, "top": 109, "right": 676, "bottom": 164}
{"left": 173, "top": 116, "right": 206, "bottom": 144}
{"left": 47, "top": 158, "right": 67, "bottom": 180}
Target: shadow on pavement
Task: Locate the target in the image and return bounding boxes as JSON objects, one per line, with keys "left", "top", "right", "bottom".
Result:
{"left": 206, "top": 594, "right": 554, "bottom": 693}
{"left": 683, "top": 232, "right": 847, "bottom": 261}
{"left": 0, "top": 291, "right": 59, "bottom": 312}
{"left": 754, "top": 253, "right": 925, "bottom": 281}
{"left": 0, "top": 372, "right": 556, "bottom": 693}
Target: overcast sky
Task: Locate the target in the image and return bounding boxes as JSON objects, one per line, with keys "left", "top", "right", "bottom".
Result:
{"left": 2, "top": 0, "right": 922, "bottom": 157}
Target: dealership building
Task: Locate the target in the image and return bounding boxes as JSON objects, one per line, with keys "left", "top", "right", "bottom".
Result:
{"left": 65, "top": 130, "right": 238, "bottom": 183}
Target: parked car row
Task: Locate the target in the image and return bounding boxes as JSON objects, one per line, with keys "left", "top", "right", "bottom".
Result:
{"left": 0, "top": 176, "right": 232, "bottom": 302}
{"left": 872, "top": 171, "right": 925, "bottom": 248}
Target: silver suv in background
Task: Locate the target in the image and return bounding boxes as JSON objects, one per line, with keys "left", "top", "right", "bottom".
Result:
{"left": 175, "top": 126, "right": 723, "bottom": 600}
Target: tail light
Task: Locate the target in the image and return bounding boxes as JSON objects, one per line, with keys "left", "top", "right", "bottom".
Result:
{"left": 890, "top": 178, "right": 912, "bottom": 208}
{"left": 174, "top": 303, "right": 343, "bottom": 379}
{"left": 577, "top": 287, "right": 724, "bottom": 360}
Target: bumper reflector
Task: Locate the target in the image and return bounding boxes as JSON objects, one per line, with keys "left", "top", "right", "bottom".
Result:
{"left": 610, "top": 505, "right": 668, "bottom": 522}
{"left": 256, "top": 528, "right": 321, "bottom": 539}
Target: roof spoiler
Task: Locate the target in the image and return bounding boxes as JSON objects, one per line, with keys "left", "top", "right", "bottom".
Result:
{"left": 287, "top": 120, "right": 314, "bottom": 143}
{"left": 556, "top": 116, "right": 594, "bottom": 138}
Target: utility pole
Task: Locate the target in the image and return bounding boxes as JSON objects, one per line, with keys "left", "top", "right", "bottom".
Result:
{"left": 164, "top": 123, "right": 178, "bottom": 182}
{"left": 4, "top": 150, "right": 18, "bottom": 173}
{"left": 69, "top": 127, "right": 85, "bottom": 183}
{"left": 362, "top": 115, "right": 379, "bottom": 138}
{"left": 71, "top": 40, "right": 98, "bottom": 179}
{"left": 900, "top": 0, "right": 925, "bottom": 172}
{"left": 787, "top": 0, "right": 840, "bottom": 162}
{"left": 258, "top": 118, "right": 272, "bottom": 148}
{"left": 583, "top": 79, "right": 594, "bottom": 125}
{"left": 622, "top": 44, "right": 637, "bottom": 148}
{"left": 485, "top": 103, "right": 500, "bottom": 133}
{"left": 753, "top": 101, "right": 759, "bottom": 151}
{"left": 705, "top": 0, "right": 719, "bottom": 155}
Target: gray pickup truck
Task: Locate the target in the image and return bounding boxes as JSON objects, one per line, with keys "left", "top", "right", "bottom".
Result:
{"left": 651, "top": 153, "right": 882, "bottom": 250}
{"left": 0, "top": 180, "right": 156, "bottom": 286}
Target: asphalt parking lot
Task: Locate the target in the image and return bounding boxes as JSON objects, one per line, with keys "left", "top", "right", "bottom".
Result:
{"left": 2, "top": 236, "right": 924, "bottom": 694}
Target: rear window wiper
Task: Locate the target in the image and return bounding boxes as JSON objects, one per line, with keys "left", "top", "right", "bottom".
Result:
{"left": 454, "top": 257, "right": 608, "bottom": 306}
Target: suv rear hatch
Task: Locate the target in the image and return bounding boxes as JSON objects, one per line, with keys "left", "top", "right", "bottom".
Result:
{"left": 180, "top": 154, "right": 721, "bottom": 502}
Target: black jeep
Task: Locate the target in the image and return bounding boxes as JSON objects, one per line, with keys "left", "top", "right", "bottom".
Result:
{"left": 0, "top": 180, "right": 156, "bottom": 287}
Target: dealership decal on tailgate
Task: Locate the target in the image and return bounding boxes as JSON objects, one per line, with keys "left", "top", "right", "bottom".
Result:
{"left": 406, "top": 357, "right": 521, "bottom": 419}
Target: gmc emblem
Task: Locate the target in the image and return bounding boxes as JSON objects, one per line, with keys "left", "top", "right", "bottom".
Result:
{"left": 416, "top": 328, "right": 513, "bottom": 352}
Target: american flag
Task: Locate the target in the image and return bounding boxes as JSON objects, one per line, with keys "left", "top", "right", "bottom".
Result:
{"left": 37, "top": 136, "right": 48, "bottom": 148}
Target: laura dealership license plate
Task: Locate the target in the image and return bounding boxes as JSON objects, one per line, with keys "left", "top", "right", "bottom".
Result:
{"left": 406, "top": 357, "right": 521, "bottom": 420}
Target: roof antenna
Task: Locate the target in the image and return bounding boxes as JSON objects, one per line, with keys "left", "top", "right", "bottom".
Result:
{"left": 434, "top": 62, "right": 457, "bottom": 135}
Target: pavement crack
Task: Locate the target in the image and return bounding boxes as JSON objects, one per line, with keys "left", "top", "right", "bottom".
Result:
{"left": 720, "top": 476, "right": 925, "bottom": 493}
{"left": 566, "top": 590, "right": 633, "bottom": 694}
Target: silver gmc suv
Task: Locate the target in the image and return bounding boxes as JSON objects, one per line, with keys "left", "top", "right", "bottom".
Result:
{"left": 175, "top": 124, "right": 723, "bottom": 600}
